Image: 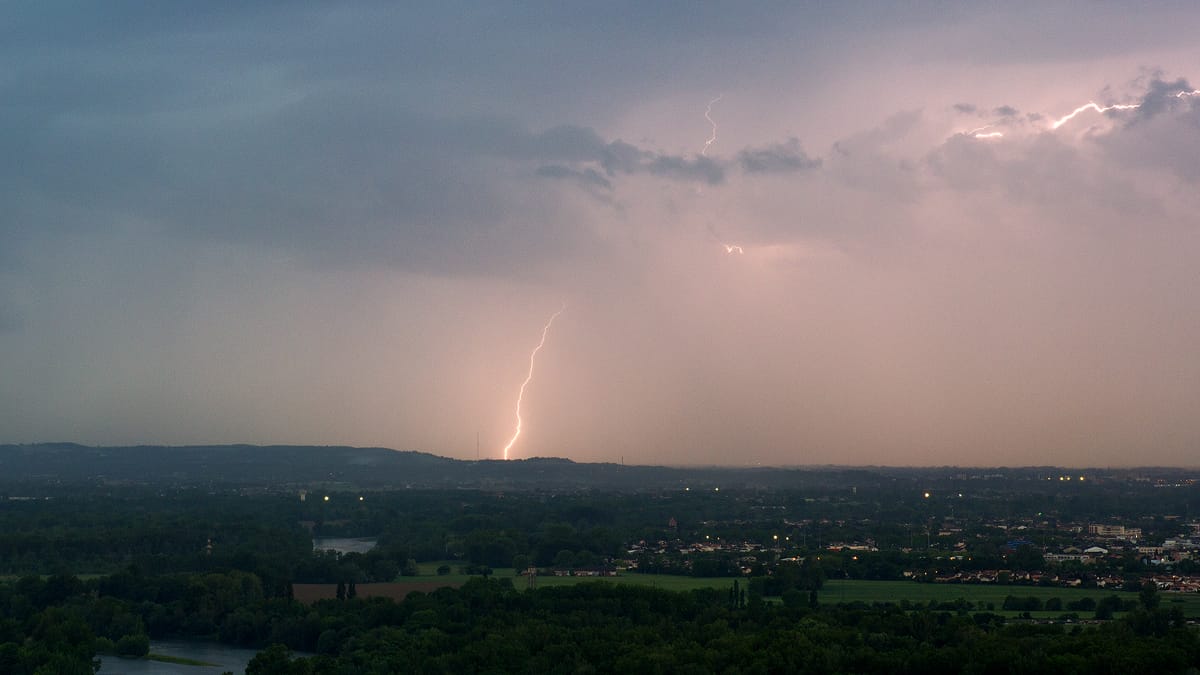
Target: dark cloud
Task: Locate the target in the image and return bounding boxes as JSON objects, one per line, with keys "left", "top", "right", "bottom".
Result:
{"left": 1131, "top": 77, "right": 1196, "bottom": 121}
{"left": 737, "top": 138, "right": 822, "bottom": 174}
{"left": 536, "top": 164, "right": 613, "bottom": 190}
{"left": 0, "top": 68, "right": 721, "bottom": 278}
{"left": 592, "top": 140, "right": 725, "bottom": 184}
{"left": 643, "top": 154, "right": 724, "bottom": 184}
{"left": 5, "top": 3, "right": 1200, "bottom": 466}
{"left": 1096, "top": 77, "right": 1200, "bottom": 181}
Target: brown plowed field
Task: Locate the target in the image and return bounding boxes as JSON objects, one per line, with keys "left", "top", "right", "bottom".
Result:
{"left": 293, "top": 581, "right": 462, "bottom": 604}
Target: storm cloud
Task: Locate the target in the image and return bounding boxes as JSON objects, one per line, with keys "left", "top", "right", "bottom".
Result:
{"left": 4, "top": 3, "right": 1200, "bottom": 467}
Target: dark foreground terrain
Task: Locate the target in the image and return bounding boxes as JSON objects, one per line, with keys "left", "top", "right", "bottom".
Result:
{"left": 2, "top": 444, "right": 1200, "bottom": 673}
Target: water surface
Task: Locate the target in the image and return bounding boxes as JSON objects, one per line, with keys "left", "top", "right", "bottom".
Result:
{"left": 97, "top": 640, "right": 265, "bottom": 674}
{"left": 312, "top": 536, "right": 377, "bottom": 554}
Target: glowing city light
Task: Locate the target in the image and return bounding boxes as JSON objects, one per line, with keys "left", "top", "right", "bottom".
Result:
{"left": 702, "top": 94, "right": 723, "bottom": 156}
{"left": 502, "top": 304, "right": 566, "bottom": 460}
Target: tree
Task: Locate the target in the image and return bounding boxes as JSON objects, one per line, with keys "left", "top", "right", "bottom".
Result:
{"left": 115, "top": 633, "right": 150, "bottom": 658}
{"left": 1095, "top": 595, "right": 1123, "bottom": 620}
{"left": 1139, "top": 581, "right": 1160, "bottom": 610}
{"left": 246, "top": 643, "right": 310, "bottom": 675}
{"left": 553, "top": 550, "right": 575, "bottom": 569}
{"left": 335, "top": 582, "right": 345, "bottom": 601}
{"left": 781, "top": 589, "right": 805, "bottom": 609}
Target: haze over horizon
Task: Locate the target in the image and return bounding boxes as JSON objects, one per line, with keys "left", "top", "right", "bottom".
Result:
{"left": 4, "top": 3, "right": 1200, "bottom": 467}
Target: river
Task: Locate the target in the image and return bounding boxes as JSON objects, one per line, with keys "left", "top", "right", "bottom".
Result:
{"left": 96, "top": 640, "right": 266, "bottom": 674}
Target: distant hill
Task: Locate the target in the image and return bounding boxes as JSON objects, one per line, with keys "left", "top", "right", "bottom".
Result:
{"left": 0, "top": 443, "right": 891, "bottom": 490}
{"left": 2, "top": 443, "right": 1158, "bottom": 492}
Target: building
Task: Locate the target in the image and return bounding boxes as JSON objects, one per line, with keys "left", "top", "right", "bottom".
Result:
{"left": 1088, "top": 524, "right": 1141, "bottom": 541}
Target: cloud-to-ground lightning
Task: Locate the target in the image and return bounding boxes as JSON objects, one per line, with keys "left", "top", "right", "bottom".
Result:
{"left": 702, "top": 94, "right": 723, "bottom": 156}
{"left": 698, "top": 95, "right": 746, "bottom": 254}
{"left": 1050, "top": 89, "right": 1200, "bottom": 130}
{"left": 501, "top": 304, "right": 566, "bottom": 460}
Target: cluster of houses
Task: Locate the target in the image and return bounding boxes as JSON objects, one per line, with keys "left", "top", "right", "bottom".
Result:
{"left": 915, "top": 569, "right": 1200, "bottom": 593}
{"left": 598, "top": 517, "right": 1200, "bottom": 592}
{"left": 549, "top": 566, "right": 618, "bottom": 577}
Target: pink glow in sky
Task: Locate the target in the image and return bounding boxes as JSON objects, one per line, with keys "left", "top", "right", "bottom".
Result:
{"left": 3, "top": 3, "right": 1200, "bottom": 466}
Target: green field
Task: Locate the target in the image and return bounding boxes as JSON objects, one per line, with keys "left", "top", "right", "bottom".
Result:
{"left": 415, "top": 564, "right": 1200, "bottom": 617}
{"left": 524, "top": 572, "right": 738, "bottom": 592}
{"left": 820, "top": 579, "right": 1200, "bottom": 618}
{"left": 415, "top": 562, "right": 738, "bottom": 593}
{"left": 820, "top": 579, "right": 1133, "bottom": 606}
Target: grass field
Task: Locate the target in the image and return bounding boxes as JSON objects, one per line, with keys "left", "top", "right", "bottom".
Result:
{"left": 413, "top": 563, "right": 1200, "bottom": 617}
{"left": 525, "top": 572, "right": 738, "bottom": 592}
{"left": 820, "top": 579, "right": 1200, "bottom": 618}
{"left": 820, "top": 579, "right": 1134, "bottom": 606}
{"left": 416, "top": 562, "right": 738, "bottom": 593}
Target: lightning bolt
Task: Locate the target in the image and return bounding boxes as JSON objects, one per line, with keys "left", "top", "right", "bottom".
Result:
{"left": 1050, "top": 101, "right": 1140, "bottom": 130}
{"left": 700, "top": 95, "right": 745, "bottom": 254}
{"left": 1050, "top": 89, "right": 1199, "bottom": 130}
{"left": 966, "top": 125, "right": 1004, "bottom": 139}
{"left": 502, "top": 304, "right": 566, "bottom": 460}
{"left": 702, "top": 94, "right": 723, "bottom": 156}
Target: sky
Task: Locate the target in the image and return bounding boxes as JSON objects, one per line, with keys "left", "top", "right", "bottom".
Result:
{"left": 4, "top": 2, "right": 1200, "bottom": 466}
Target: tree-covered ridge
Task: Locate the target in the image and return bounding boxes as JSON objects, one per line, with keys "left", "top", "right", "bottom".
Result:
{"left": 7, "top": 443, "right": 1197, "bottom": 493}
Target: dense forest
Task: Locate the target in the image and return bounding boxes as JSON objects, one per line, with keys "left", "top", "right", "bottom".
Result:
{"left": 1, "top": 572, "right": 1196, "bottom": 674}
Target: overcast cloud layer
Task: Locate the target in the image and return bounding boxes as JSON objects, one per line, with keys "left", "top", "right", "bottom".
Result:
{"left": 4, "top": 2, "right": 1200, "bottom": 466}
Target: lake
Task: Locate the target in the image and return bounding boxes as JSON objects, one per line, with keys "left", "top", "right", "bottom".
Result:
{"left": 312, "top": 536, "right": 377, "bottom": 554}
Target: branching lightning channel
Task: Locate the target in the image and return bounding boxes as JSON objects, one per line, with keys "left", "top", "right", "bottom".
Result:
{"left": 702, "top": 94, "right": 723, "bottom": 156}
{"left": 502, "top": 304, "right": 566, "bottom": 461}
{"left": 1050, "top": 90, "right": 1200, "bottom": 130}
{"left": 724, "top": 244, "right": 745, "bottom": 254}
